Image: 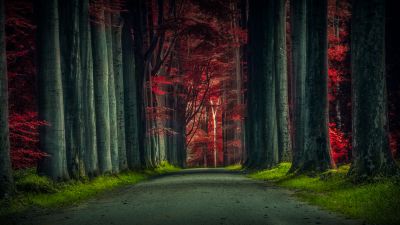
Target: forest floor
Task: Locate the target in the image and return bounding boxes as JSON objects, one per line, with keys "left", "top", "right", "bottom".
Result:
{"left": 246, "top": 163, "right": 400, "bottom": 225}
{"left": 3, "top": 168, "right": 361, "bottom": 225}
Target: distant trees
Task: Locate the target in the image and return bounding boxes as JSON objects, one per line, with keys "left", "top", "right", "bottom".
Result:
{"left": 0, "top": 0, "right": 14, "bottom": 198}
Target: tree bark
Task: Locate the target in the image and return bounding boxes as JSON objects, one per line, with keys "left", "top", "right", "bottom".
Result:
{"left": 105, "top": 0, "right": 119, "bottom": 173}
{"left": 298, "top": 0, "right": 334, "bottom": 173}
{"left": 122, "top": 13, "right": 141, "bottom": 169}
{"left": 246, "top": 0, "right": 278, "bottom": 169}
{"left": 59, "top": 0, "right": 85, "bottom": 179}
{"left": 112, "top": 9, "right": 128, "bottom": 171}
{"left": 0, "top": 0, "right": 14, "bottom": 198}
{"left": 275, "top": 0, "right": 292, "bottom": 162}
{"left": 36, "top": 0, "right": 69, "bottom": 180}
{"left": 349, "top": 0, "right": 399, "bottom": 180}
{"left": 289, "top": 0, "right": 307, "bottom": 173}
{"left": 91, "top": 0, "right": 112, "bottom": 174}
{"left": 80, "top": 0, "right": 98, "bottom": 177}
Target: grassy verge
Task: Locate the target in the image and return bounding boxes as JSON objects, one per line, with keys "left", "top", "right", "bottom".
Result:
{"left": 0, "top": 162, "right": 180, "bottom": 217}
{"left": 249, "top": 163, "right": 400, "bottom": 225}
{"left": 224, "top": 164, "right": 243, "bottom": 171}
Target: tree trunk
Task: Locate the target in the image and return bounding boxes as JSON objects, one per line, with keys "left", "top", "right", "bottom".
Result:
{"left": 246, "top": 0, "right": 278, "bottom": 169}
{"left": 91, "top": 0, "right": 112, "bottom": 174}
{"left": 0, "top": 0, "right": 14, "bottom": 198}
{"left": 112, "top": 9, "right": 128, "bottom": 171}
{"left": 349, "top": 0, "right": 399, "bottom": 180}
{"left": 122, "top": 13, "right": 141, "bottom": 169}
{"left": 105, "top": 0, "right": 119, "bottom": 173}
{"left": 36, "top": 0, "right": 69, "bottom": 180}
{"left": 289, "top": 0, "right": 307, "bottom": 173}
{"left": 275, "top": 0, "right": 292, "bottom": 162}
{"left": 296, "top": 0, "right": 334, "bottom": 173}
{"left": 59, "top": 0, "right": 85, "bottom": 179}
{"left": 80, "top": 0, "right": 98, "bottom": 177}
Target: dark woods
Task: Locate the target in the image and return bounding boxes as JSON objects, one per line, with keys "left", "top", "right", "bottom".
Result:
{"left": 1, "top": 0, "right": 400, "bottom": 199}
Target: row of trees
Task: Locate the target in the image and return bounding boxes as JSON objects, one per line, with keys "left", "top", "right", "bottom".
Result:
{"left": 245, "top": 0, "right": 399, "bottom": 180}
{"left": 1, "top": 0, "right": 248, "bottom": 198}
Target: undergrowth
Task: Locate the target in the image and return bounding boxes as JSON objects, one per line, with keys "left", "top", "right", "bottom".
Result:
{"left": 249, "top": 163, "right": 400, "bottom": 225}
{"left": 0, "top": 162, "right": 180, "bottom": 218}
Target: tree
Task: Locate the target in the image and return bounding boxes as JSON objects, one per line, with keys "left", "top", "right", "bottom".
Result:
{"left": 80, "top": 0, "right": 99, "bottom": 177}
{"left": 112, "top": 4, "right": 128, "bottom": 171}
{"left": 59, "top": 0, "right": 85, "bottom": 179}
{"left": 290, "top": 0, "right": 334, "bottom": 173}
{"left": 274, "top": 0, "right": 292, "bottom": 162}
{"left": 36, "top": 0, "right": 69, "bottom": 180}
{"left": 289, "top": 0, "right": 307, "bottom": 173}
{"left": 349, "top": 0, "right": 399, "bottom": 180}
{"left": 246, "top": 0, "right": 278, "bottom": 169}
{"left": 0, "top": 0, "right": 14, "bottom": 198}
{"left": 91, "top": 0, "right": 112, "bottom": 174}
{"left": 122, "top": 11, "right": 141, "bottom": 169}
{"left": 104, "top": 0, "right": 120, "bottom": 173}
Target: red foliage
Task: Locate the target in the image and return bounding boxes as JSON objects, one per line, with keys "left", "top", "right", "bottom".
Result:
{"left": 9, "top": 112, "right": 48, "bottom": 169}
{"left": 329, "top": 123, "right": 350, "bottom": 163}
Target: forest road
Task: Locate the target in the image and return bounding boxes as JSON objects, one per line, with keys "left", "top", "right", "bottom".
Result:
{"left": 12, "top": 169, "right": 362, "bottom": 225}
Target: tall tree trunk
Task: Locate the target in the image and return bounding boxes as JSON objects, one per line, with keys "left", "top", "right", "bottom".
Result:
{"left": 0, "top": 0, "right": 14, "bottom": 198}
{"left": 91, "top": 0, "right": 112, "bottom": 174}
{"left": 131, "top": 0, "right": 147, "bottom": 167}
{"left": 275, "top": 0, "right": 292, "bottom": 162}
{"left": 80, "top": 0, "right": 98, "bottom": 177}
{"left": 112, "top": 9, "right": 128, "bottom": 171}
{"left": 296, "top": 0, "right": 334, "bottom": 173}
{"left": 105, "top": 0, "right": 119, "bottom": 173}
{"left": 246, "top": 0, "right": 278, "bottom": 169}
{"left": 122, "top": 13, "right": 141, "bottom": 169}
{"left": 349, "top": 0, "right": 399, "bottom": 180}
{"left": 36, "top": 0, "right": 69, "bottom": 180}
{"left": 289, "top": 0, "right": 307, "bottom": 173}
{"left": 59, "top": 0, "right": 85, "bottom": 179}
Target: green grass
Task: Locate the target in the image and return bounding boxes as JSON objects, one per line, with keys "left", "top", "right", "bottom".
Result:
{"left": 0, "top": 162, "right": 180, "bottom": 217}
{"left": 225, "top": 164, "right": 243, "bottom": 171}
{"left": 249, "top": 163, "right": 400, "bottom": 225}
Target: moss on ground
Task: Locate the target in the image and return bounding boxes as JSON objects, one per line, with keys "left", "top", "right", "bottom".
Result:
{"left": 0, "top": 162, "right": 180, "bottom": 217}
{"left": 249, "top": 163, "right": 400, "bottom": 225}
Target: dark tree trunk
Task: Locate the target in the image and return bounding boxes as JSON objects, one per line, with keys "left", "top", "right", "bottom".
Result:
{"left": 293, "top": 0, "right": 334, "bottom": 173}
{"left": 246, "top": 0, "right": 278, "bottom": 169}
{"left": 112, "top": 9, "right": 128, "bottom": 172}
{"left": 274, "top": 0, "right": 292, "bottom": 162}
{"left": 386, "top": 0, "right": 400, "bottom": 160}
{"left": 289, "top": 0, "right": 307, "bottom": 173}
{"left": 59, "top": 0, "right": 85, "bottom": 179}
{"left": 36, "top": 0, "right": 69, "bottom": 180}
{"left": 105, "top": 0, "right": 119, "bottom": 173}
{"left": 122, "top": 13, "right": 141, "bottom": 169}
{"left": 131, "top": 0, "right": 147, "bottom": 167}
{"left": 349, "top": 0, "right": 399, "bottom": 180}
{"left": 80, "top": 0, "right": 99, "bottom": 177}
{"left": 0, "top": 0, "right": 14, "bottom": 198}
{"left": 91, "top": 0, "right": 112, "bottom": 174}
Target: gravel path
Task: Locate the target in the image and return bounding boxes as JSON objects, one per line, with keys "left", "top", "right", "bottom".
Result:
{"left": 9, "top": 169, "right": 361, "bottom": 225}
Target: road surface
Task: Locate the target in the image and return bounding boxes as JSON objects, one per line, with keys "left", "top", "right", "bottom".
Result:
{"left": 9, "top": 169, "right": 361, "bottom": 225}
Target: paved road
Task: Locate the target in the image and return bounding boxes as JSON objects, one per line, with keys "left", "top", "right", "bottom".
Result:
{"left": 11, "top": 169, "right": 361, "bottom": 225}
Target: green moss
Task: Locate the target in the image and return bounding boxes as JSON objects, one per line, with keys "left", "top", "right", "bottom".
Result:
{"left": 249, "top": 163, "right": 400, "bottom": 225}
{"left": 225, "top": 164, "right": 243, "bottom": 171}
{"left": 249, "top": 162, "right": 291, "bottom": 180}
{"left": 0, "top": 163, "right": 180, "bottom": 218}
